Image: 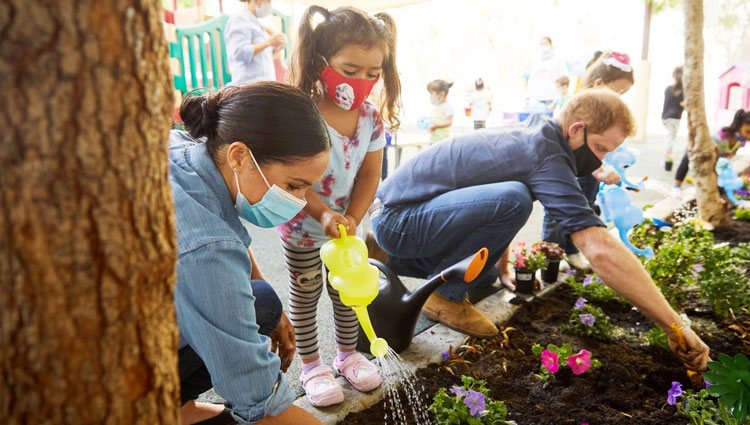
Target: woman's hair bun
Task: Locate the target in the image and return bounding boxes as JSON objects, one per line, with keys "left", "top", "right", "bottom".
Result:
{"left": 180, "top": 90, "right": 221, "bottom": 139}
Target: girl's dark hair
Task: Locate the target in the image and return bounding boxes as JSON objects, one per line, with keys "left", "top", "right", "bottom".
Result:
{"left": 672, "top": 66, "right": 683, "bottom": 96}
{"left": 586, "top": 51, "right": 603, "bottom": 69}
{"left": 427, "top": 79, "right": 453, "bottom": 94}
{"left": 290, "top": 5, "right": 401, "bottom": 130}
{"left": 723, "top": 109, "right": 750, "bottom": 134}
{"left": 582, "top": 52, "right": 635, "bottom": 89}
{"left": 180, "top": 82, "right": 330, "bottom": 164}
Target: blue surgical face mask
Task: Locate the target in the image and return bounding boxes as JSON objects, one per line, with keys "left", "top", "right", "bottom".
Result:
{"left": 233, "top": 151, "right": 306, "bottom": 228}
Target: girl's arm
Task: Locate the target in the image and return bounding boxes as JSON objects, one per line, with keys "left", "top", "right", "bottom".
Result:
{"left": 303, "top": 190, "right": 353, "bottom": 238}
{"left": 344, "top": 149, "right": 384, "bottom": 226}
{"left": 430, "top": 116, "right": 453, "bottom": 131}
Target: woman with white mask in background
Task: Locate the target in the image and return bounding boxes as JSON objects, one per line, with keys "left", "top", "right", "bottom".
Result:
{"left": 225, "top": 0, "right": 287, "bottom": 85}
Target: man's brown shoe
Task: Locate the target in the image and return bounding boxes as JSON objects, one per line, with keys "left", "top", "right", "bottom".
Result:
{"left": 365, "top": 231, "right": 389, "bottom": 264}
{"left": 422, "top": 292, "right": 498, "bottom": 338}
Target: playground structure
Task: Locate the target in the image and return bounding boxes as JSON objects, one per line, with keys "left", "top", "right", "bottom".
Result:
{"left": 717, "top": 64, "right": 750, "bottom": 126}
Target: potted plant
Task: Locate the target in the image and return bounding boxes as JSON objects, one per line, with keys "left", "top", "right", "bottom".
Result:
{"left": 512, "top": 241, "right": 547, "bottom": 294}
{"left": 533, "top": 241, "right": 565, "bottom": 283}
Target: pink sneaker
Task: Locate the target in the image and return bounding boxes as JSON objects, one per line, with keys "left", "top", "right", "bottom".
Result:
{"left": 300, "top": 364, "right": 344, "bottom": 407}
{"left": 333, "top": 352, "right": 382, "bottom": 392}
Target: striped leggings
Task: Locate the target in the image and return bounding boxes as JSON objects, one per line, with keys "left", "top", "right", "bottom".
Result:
{"left": 282, "top": 242, "right": 360, "bottom": 362}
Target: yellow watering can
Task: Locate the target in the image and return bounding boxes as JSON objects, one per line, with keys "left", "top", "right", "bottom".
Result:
{"left": 320, "top": 224, "right": 389, "bottom": 358}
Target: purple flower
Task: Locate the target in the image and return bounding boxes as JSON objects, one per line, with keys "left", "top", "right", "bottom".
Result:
{"left": 667, "top": 381, "right": 683, "bottom": 405}
{"left": 574, "top": 297, "right": 587, "bottom": 310}
{"left": 582, "top": 276, "right": 594, "bottom": 286}
{"left": 463, "top": 390, "right": 486, "bottom": 418}
{"left": 579, "top": 313, "right": 596, "bottom": 327}
{"left": 450, "top": 386, "right": 467, "bottom": 398}
{"left": 705, "top": 379, "right": 712, "bottom": 389}
{"left": 565, "top": 268, "right": 577, "bottom": 276}
{"left": 596, "top": 276, "right": 603, "bottom": 283}
{"left": 692, "top": 264, "right": 705, "bottom": 273}
{"left": 441, "top": 350, "right": 450, "bottom": 363}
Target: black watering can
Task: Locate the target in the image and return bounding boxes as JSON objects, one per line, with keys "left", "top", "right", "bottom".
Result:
{"left": 356, "top": 248, "right": 489, "bottom": 354}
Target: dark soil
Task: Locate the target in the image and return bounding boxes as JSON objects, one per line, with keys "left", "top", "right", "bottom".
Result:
{"left": 341, "top": 285, "right": 750, "bottom": 425}
{"left": 713, "top": 218, "right": 750, "bottom": 244}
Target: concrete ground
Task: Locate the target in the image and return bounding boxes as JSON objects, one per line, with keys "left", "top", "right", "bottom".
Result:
{"left": 201, "top": 126, "right": 689, "bottom": 403}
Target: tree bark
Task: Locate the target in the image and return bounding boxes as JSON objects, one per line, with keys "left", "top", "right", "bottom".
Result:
{"left": 683, "top": 0, "right": 730, "bottom": 227}
{"left": 0, "top": 1, "right": 178, "bottom": 424}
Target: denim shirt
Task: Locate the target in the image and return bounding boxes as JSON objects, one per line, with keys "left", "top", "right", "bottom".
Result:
{"left": 169, "top": 131, "right": 294, "bottom": 423}
{"left": 377, "top": 114, "right": 604, "bottom": 235}
{"left": 225, "top": 9, "right": 275, "bottom": 85}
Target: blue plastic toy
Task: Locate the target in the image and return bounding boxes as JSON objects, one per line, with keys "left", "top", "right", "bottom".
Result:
{"left": 602, "top": 146, "right": 645, "bottom": 191}
{"left": 716, "top": 157, "right": 745, "bottom": 206}
{"left": 596, "top": 147, "right": 655, "bottom": 258}
{"left": 417, "top": 116, "right": 431, "bottom": 131}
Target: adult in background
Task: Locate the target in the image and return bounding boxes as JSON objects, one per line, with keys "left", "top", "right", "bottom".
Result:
{"left": 225, "top": 0, "right": 287, "bottom": 85}
{"left": 526, "top": 36, "right": 568, "bottom": 108}
{"left": 367, "top": 89, "right": 710, "bottom": 374}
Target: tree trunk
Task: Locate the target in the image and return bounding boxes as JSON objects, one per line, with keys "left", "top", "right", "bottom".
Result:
{"left": 683, "top": 0, "right": 730, "bottom": 227}
{"left": 0, "top": 1, "right": 178, "bottom": 424}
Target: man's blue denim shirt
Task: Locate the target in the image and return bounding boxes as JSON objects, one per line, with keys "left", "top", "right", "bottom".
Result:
{"left": 378, "top": 114, "right": 605, "bottom": 235}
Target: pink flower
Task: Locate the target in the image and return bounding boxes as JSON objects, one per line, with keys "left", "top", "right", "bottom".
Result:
{"left": 540, "top": 349, "right": 559, "bottom": 374}
{"left": 567, "top": 350, "right": 592, "bottom": 375}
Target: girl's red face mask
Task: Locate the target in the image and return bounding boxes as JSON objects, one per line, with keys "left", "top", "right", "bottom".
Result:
{"left": 320, "top": 66, "right": 380, "bottom": 111}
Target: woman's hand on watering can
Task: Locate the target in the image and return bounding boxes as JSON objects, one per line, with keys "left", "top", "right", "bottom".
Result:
{"left": 271, "top": 312, "right": 296, "bottom": 373}
{"left": 321, "top": 210, "right": 356, "bottom": 238}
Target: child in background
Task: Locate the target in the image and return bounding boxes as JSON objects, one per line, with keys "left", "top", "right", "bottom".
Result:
{"left": 662, "top": 66, "right": 684, "bottom": 170}
{"left": 428, "top": 79, "right": 454, "bottom": 142}
{"left": 468, "top": 78, "right": 492, "bottom": 130}
{"left": 673, "top": 109, "right": 750, "bottom": 190}
{"left": 553, "top": 76, "right": 571, "bottom": 116}
{"left": 283, "top": 5, "right": 401, "bottom": 407}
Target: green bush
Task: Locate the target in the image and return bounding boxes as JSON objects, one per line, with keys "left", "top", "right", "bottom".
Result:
{"left": 697, "top": 243, "right": 750, "bottom": 318}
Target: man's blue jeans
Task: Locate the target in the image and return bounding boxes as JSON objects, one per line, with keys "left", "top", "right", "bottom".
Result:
{"left": 542, "top": 174, "right": 598, "bottom": 254}
{"left": 372, "top": 181, "right": 533, "bottom": 302}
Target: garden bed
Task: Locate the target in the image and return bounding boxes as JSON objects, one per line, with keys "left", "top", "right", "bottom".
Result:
{"left": 340, "top": 219, "right": 750, "bottom": 425}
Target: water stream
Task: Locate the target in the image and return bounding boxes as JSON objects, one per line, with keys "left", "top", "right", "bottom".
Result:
{"left": 377, "top": 348, "right": 432, "bottom": 425}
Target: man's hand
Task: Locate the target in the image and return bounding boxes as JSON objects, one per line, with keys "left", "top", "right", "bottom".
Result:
{"left": 271, "top": 312, "right": 296, "bottom": 373}
{"left": 320, "top": 210, "right": 355, "bottom": 238}
{"left": 666, "top": 325, "right": 710, "bottom": 371}
{"left": 592, "top": 166, "right": 621, "bottom": 185}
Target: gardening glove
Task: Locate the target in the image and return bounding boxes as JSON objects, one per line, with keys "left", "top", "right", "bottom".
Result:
{"left": 666, "top": 325, "right": 710, "bottom": 372}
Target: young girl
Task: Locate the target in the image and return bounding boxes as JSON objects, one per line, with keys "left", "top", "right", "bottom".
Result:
{"left": 468, "top": 78, "right": 492, "bottom": 130}
{"left": 428, "top": 79, "right": 454, "bottom": 142}
{"left": 673, "top": 109, "right": 750, "bottom": 189}
{"left": 281, "top": 5, "right": 401, "bottom": 407}
{"left": 662, "top": 66, "right": 684, "bottom": 169}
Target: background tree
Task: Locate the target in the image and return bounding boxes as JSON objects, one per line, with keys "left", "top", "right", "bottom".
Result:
{"left": 0, "top": 1, "right": 179, "bottom": 423}
{"left": 683, "top": 0, "right": 730, "bottom": 227}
